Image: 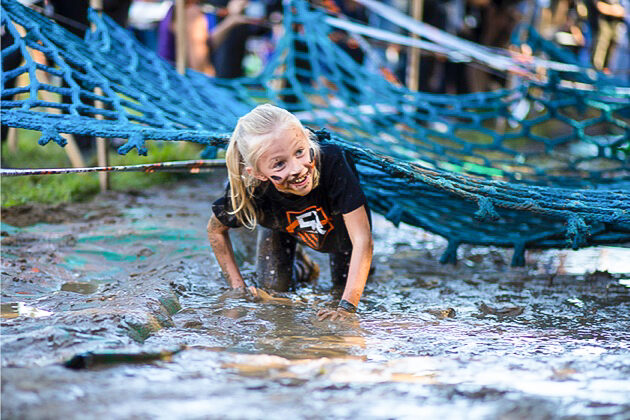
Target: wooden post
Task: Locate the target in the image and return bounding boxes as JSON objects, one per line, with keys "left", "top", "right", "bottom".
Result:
{"left": 175, "top": 0, "right": 187, "bottom": 74}
{"left": 61, "top": 133, "right": 87, "bottom": 168}
{"left": 406, "top": 0, "right": 423, "bottom": 92}
{"left": 90, "top": 0, "right": 109, "bottom": 190}
{"left": 39, "top": 90, "right": 87, "bottom": 168}
{"left": 94, "top": 90, "right": 109, "bottom": 191}
{"left": 7, "top": 127, "right": 18, "bottom": 153}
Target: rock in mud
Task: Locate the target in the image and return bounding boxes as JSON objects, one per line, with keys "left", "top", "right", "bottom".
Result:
{"left": 476, "top": 302, "right": 524, "bottom": 318}
{"left": 425, "top": 308, "right": 456, "bottom": 319}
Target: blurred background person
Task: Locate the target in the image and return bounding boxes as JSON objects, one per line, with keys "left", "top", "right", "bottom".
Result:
{"left": 157, "top": 0, "right": 257, "bottom": 76}
{"left": 608, "top": 0, "right": 629, "bottom": 82}
{"left": 592, "top": 0, "right": 626, "bottom": 70}
{"left": 47, "top": 0, "right": 132, "bottom": 35}
{"left": 211, "top": 0, "right": 279, "bottom": 78}
{"left": 129, "top": 0, "right": 173, "bottom": 51}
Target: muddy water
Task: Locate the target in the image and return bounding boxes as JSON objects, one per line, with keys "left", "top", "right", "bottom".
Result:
{"left": 2, "top": 173, "right": 629, "bottom": 420}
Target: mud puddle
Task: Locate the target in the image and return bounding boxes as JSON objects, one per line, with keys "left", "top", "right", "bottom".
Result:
{"left": 2, "top": 172, "right": 629, "bottom": 419}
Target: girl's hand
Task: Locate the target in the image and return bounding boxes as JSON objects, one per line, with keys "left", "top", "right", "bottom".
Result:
{"left": 317, "top": 307, "right": 357, "bottom": 321}
{"left": 221, "top": 286, "right": 250, "bottom": 300}
{"left": 217, "top": 286, "right": 249, "bottom": 305}
{"left": 221, "top": 286, "right": 270, "bottom": 302}
{"left": 247, "top": 285, "right": 259, "bottom": 298}
{"left": 247, "top": 286, "right": 295, "bottom": 305}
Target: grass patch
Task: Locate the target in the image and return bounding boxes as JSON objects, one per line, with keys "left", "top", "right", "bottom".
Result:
{"left": 1, "top": 129, "right": 207, "bottom": 207}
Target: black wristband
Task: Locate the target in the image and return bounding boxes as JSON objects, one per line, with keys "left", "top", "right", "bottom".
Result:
{"left": 338, "top": 299, "right": 357, "bottom": 313}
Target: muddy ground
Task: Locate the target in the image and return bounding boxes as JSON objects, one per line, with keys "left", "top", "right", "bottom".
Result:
{"left": 2, "top": 171, "right": 629, "bottom": 420}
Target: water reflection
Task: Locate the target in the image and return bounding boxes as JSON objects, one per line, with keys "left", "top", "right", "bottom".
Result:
{"left": 0, "top": 302, "right": 53, "bottom": 318}
{"left": 533, "top": 246, "right": 630, "bottom": 275}
{"left": 60, "top": 282, "right": 99, "bottom": 295}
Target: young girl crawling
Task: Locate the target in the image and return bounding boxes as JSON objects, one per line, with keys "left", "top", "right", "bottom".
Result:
{"left": 207, "top": 104, "right": 372, "bottom": 321}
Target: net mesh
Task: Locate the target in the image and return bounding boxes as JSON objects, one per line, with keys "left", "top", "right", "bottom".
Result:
{"left": 2, "top": 0, "right": 628, "bottom": 265}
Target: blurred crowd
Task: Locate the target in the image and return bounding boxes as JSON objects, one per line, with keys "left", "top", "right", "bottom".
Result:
{"left": 8, "top": 0, "right": 630, "bottom": 92}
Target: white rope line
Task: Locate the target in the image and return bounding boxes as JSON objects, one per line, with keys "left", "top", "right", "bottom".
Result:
{"left": 0, "top": 159, "right": 226, "bottom": 176}
{"left": 355, "top": 0, "right": 584, "bottom": 74}
{"left": 324, "top": 16, "right": 469, "bottom": 62}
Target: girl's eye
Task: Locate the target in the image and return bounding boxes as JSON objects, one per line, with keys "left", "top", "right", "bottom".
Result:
{"left": 273, "top": 161, "right": 285, "bottom": 169}
{"left": 296, "top": 148, "right": 304, "bottom": 157}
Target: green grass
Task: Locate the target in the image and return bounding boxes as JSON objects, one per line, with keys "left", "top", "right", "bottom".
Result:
{"left": 1, "top": 129, "right": 207, "bottom": 207}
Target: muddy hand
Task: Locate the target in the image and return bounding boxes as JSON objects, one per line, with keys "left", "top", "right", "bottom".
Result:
{"left": 249, "top": 285, "right": 280, "bottom": 302}
{"left": 246, "top": 286, "right": 295, "bottom": 305}
{"left": 220, "top": 287, "right": 250, "bottom": 300}
{"left": 247, "top": 285, "right": 259, "bottom": 299}
{"left": 221, "top": 286, "right": 265, "bottom": 302}
{"left": 317, "top": 307, "right": 357, "bottom": 322}
{"left": 241, "top": 285, "right": 266, "bottom": 302}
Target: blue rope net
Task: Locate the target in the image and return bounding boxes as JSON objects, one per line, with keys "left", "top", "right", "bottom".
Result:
{"left": 217, "top": 1, "right": 629, "bottom": 186}
{"left": 1, "top": 0, "right": 629, "bottom": 266}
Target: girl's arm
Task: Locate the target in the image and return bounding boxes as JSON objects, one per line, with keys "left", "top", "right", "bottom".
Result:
{"left": 318, "top": 205, "right": 373, "bottom": 320}
{"left": 207, "top": 215, "right": 247, "bottom": 289}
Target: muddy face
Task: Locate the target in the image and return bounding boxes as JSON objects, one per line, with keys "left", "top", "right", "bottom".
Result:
{"left": 253, "top": 124, "right": 316, "bottom": 196}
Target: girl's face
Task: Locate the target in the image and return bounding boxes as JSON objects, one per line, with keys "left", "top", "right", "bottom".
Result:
{"left": 249, "top": 124, "right": 315, "bottom": 196}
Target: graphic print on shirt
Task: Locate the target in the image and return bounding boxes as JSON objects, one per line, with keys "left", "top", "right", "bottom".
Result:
{"left": 285, "top": 205, "right": 334, "bottom": 250}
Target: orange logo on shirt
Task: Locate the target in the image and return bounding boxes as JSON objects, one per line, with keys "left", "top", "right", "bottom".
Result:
{"left": 285, "top": 206, "right": 334, "bottom": 250}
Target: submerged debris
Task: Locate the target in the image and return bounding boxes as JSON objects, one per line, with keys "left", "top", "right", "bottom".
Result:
{"left": 425, "top": 308, "right": 457, "bottom": 319}
{"left": 476, "top": 303, "right": 524, "bottom": 318}
{"left": 63, "top": 347, "right": 185, "bottom": 370}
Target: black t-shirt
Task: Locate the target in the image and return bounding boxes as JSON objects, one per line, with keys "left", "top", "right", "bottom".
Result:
{"left": 212, "top": 143, "right": 370, "bottom": 253}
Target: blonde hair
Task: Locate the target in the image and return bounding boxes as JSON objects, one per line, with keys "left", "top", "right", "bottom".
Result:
{"left": 225, "top": 104, "right": 321, "bottom": 229}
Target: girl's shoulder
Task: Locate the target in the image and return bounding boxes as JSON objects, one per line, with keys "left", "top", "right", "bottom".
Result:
{"left": 318, "top": 142, "right": 346, "bottom": 167}
{"left": 317, "top": 142, "right": 360, "bottom": 185}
